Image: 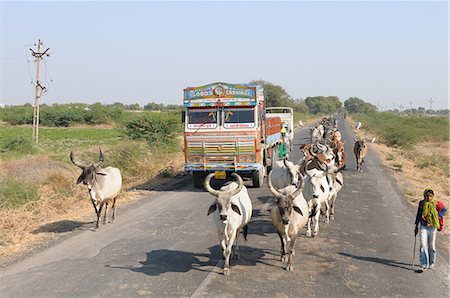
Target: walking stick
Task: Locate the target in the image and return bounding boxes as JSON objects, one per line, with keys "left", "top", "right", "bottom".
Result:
{"left": 412, "top": 233, "right": 417, "bottom": 268}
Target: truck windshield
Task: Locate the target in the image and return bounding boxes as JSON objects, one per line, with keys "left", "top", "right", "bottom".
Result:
{"left": 223, "top": 107, "right": 255, "bottom": 128}
{"left": 187, "top": 108, "right": 217, "bottom": 129}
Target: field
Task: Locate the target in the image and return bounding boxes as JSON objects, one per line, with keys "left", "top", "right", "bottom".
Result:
{"left": 348, "top": 113, "right": 449, "bottom": 238}
{"left": 0, "top": 111, "right": 184, "bottom": 262}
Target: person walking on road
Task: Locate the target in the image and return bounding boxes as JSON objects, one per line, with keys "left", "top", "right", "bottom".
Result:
{"left": 414, "top": 188, "right": 447, "bottom": 273}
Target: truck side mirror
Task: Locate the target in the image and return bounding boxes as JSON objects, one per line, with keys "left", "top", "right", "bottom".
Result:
{"left": 181, "top": 110, "right": 186, "bottom": 123}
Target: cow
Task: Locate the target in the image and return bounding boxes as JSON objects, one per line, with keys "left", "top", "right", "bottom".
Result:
{"left": 268, "top": 171, "right": 309, "bottom": 271}
{"left": 324, "top": 171, "right": 344, "bottom": 222}
{"left": 70, "top": 148, "right": 122, "bottom": 229}
{"left": 204, "top": 173, "right": 252, "bottom": 276}
{"left": 302, "top": 166, "right": 330, "bottom": 237}
{"left": 270, "top": 159, "right": 302, "bottom": 190}
{"left": 330, "top": 139, "right": 346, "bottom": 170}
{"left": 353, "top": 139, "right": 368, "bottom": 172}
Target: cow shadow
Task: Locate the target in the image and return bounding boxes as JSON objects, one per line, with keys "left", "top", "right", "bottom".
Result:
{"left": 32, "top": 220, "right": 91, "bottom": 234}
{"left": 338, "top": 252, "right": 415, "bottom": 271}
{"left": 129, "top": 172, "right": 190, "bottom": 192}
{"left": 105, "top": 245, "right": 268, "bottom": 276}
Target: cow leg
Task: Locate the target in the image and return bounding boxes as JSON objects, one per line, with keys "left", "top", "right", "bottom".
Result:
{"left": 313, "top": 202, "right": 321, "bottom": 237}
{"left": 102, "top": 202, "right": 108, "bottom": 225}
{"left": 324, "top": 200, "right": 330, "bottom": 224}
{"left": 217, "top": 230, "right": 226, "bottom": 260}
{"left": 306, "top": 201, "right": 313, "bottom": 237}
{"left": 233, "top": 228, "right": 240, "bottom": 259}
{"left": 278, "top": 231, "right": 288, "bottom": 262}
{"left": 223, "top": 230, "right": 237, "bottom": 276}
{"left": 95, "top": 202, "right": 104, "bottom": 229}
{"left": 111, "top": 197, "right": 117, "bottom": 223}
{"left": 330, "top": 193, "right": 337, "bottom": 220}
{"left": 286, "top": 234, "right": 298, "bottom": 272}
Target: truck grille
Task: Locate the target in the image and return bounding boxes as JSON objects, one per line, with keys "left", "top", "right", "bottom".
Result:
{"left": 187, "top": 141, "right": 254, "bottom": 159}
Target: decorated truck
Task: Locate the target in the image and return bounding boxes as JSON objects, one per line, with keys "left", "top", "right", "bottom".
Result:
{"left": 182, "top": 82, "right": 282, "bottom": 188}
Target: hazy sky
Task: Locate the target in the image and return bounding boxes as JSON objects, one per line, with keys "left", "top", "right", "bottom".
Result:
{"left": 1, "top": 1, "right": 448, "bottom": 110}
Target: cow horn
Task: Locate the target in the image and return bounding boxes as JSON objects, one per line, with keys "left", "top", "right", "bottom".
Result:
{"left": 70, "top": 151, "right": 87, "bottom": 169}
{"left": 267, "top": 171, "right": 284, "bottom": 200}
{"left": 204, "top": 173, "right": 221, "bottom": 197}
{"left": 229, "top": 173, "right": 244, "bottom": 197}
{"left": 291, "top": 172, "right": 304, "bottom": 198}
{"left": 317, "top": 143, "right": 327, "bottom": 152}
{"left": 93, "top": 148, "right": 105, "bottom": 167}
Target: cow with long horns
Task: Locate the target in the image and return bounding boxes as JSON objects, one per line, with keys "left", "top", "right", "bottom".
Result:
{"left": 205, "top": 173, "right": 252, "bottom": 276}
{"left": 268, "top": 171, "right": 309, "bottom": 271}
{"left": 70, "top": 148, "right": 122, "bottom": 229}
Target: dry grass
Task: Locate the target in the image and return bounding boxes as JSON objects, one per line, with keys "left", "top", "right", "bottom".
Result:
{"left": 348, "top": 116, "right": 450, "bottom": 238}
{"left": 0, "top": 146, "right": 185, "bottom": 265}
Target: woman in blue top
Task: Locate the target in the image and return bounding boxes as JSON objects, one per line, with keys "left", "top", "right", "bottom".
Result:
{"left": 414, "top": 188, "right": 447, "bottom": 273}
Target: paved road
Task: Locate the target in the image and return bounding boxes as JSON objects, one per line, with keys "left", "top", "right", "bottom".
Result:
{"left": 0, "top": 118, "right": 449, "bottom": 297}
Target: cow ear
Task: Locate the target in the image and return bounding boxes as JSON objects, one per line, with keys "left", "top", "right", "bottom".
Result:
{"left": 207, "top": 204, "right": 217, "bottom": 216}
{"left": 231, "top": 204, "right": 241, "bottom": 215}
{"left": 293, "top": 206, "right": 303, "bottom": 216}
{"left": 76, "top": 175, "right": 84, "bottom": 185}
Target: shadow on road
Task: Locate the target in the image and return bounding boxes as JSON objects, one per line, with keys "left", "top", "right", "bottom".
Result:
{"left": 338, "top": 252, "right": 415, "bottom": 271}
{"left": 105, "top": 245, "right": 269, "bottom": 276}
{"left": 32, "top": 220, "right": 91, "bottom": 234}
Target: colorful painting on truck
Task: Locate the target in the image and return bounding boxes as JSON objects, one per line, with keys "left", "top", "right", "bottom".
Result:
{"left": 184, "top": 82, "right": 257, "bottom": 100}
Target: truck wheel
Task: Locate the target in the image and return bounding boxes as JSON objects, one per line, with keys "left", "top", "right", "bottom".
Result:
{"left": 193, "top": 172, "right": 204, "bottom": 189}
{"left": 252, "top": 169, "right": 264, "bottom": 188}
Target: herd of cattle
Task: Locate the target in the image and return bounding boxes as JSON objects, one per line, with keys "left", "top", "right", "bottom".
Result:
{"left": 203, "top": 117, "right": 369, "bottom": 275}
{"left": 68, "top": 117, "right": 369, "bottom": 276}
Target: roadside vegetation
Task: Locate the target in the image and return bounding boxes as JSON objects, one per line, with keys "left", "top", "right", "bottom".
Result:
{"left": 0, "top": 106, "right": 183, "bottom": 261}
{"left": 346, "top": 101, "right": 449, "bottom": 238}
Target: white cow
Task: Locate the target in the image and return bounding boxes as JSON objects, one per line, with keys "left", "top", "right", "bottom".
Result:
{"left": 205, "top": 173, "right": 252, "bottom": 276}
{"left": 268, "top": 171, "right": 309, "bottom": 272}
{"left": 71, "top": 148, "right": 122, "bottom": 229}
{"left": 270, "top": 159, "right": 302, "bottom": 190}
{"left": 324, "top": 171, "right": 344, "bottom": 223}
{"left": 302, "top": 163, "right": 331, "bottom": 237}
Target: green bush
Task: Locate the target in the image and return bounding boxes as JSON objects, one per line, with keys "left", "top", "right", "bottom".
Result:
{"left": 0, "top": 177, "right": 39, "bottom": 209}
{"left": 1, "top": 136, "right": 36, "bottom": 154}
{"left": 122, "top": 113, "right": 181, "bottom": 148}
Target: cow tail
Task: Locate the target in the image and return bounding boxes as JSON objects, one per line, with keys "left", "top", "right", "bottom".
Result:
{"left": 243, "top": 224, "right": 249, "bottom": 241}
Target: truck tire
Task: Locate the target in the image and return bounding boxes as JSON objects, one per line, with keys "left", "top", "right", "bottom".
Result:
{"left": 193, "top": 172, "right": 204, "bottom": 189}
{"left": 252, "top": 168, "right": 264, "bottom": 188}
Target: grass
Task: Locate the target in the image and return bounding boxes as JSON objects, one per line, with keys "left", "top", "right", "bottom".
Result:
{"left": 353, "top": 112, "right": 449, "bottom": 149}
{"left": 0, "top": 125, "right": 124, "bottom": 159}
{"left": 0, "top": 177, "right": 39, "bottom": 209}
{"left": 385, "top": 153, "right": 395, "bottom": 161}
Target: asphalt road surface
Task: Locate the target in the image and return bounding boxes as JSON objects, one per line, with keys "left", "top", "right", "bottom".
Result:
{"left": 1, "top": 117, "right": 449, "bottom": 297}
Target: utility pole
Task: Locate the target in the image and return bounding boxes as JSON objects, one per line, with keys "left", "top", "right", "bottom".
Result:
{"left": 428, "top": 97, "right": 434, "bottom": 112}
{"left": 409, "top": 100, "right": 413, "bottom": 115}
{"left": 30, "top": 39, "right": 50, "bottom": 144}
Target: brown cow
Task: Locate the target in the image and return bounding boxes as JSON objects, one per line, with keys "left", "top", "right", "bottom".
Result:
{"left": 330, "top": 140, "right": 346, "bottom": 170}
{"left": 353, "top": 140, "right": 368, "bottom": 172}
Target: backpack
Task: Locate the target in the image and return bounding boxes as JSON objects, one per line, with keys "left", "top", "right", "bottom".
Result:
{"left": 437, "top": 200, "right": 445, "bottom": 232}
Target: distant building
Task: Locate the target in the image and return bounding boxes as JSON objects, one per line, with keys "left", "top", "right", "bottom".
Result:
{"left": 0, "top": 103, "right": 5, "bottom": 108}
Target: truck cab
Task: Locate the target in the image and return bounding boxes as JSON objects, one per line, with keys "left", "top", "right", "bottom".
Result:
{"left": 183, "top": 82, "right": 282, "bottom": 188}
